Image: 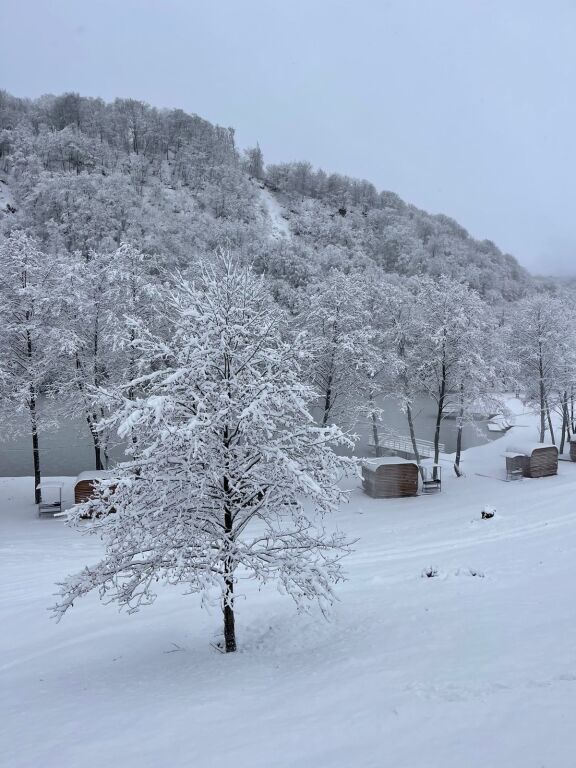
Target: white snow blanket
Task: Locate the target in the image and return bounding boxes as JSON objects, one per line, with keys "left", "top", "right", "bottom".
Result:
{"left": 257, "top": 182, "right": 291, "bottom": 240}
{"left": 2, "top": 397, "right": 576, "bottom": 767}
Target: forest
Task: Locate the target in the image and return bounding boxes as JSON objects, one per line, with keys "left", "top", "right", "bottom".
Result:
{"left": 1, "top": 90, "right": 575, "bottom": 505}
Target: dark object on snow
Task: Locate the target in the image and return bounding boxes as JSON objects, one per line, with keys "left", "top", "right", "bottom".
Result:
{"left": 570, "top": 439, "right": 576, "bottom": 462}
{"left": 506, "top": 444, "right": 558, "bottom": 479}
{"left": 338, "top": 207, "right": 347, "bottom": 216}
{"left": 361, "top": 457, "right": 419, "bottom": 498}
{"left": 481, "top": 508, "right": 495, "bottom": 519}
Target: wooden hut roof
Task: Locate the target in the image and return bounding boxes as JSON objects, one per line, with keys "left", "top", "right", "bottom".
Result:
{"left": 75, "top": 470, "right": 113, "bottom": 483}
{"left": 506, "top": 443, "right": 557, "bottom": 456}
{"left": 362, "top": 457, "right": 418, "bottom": 470}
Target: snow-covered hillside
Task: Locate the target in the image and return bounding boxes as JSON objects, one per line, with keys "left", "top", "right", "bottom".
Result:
{"left": 2, "top": 400, "right": 576, "bottom": 767}
{"left": 0, "top": 89, "right": 535, "bottom": 301}
{"left": 0, "top": 176, "right": 14, "bottom": 215}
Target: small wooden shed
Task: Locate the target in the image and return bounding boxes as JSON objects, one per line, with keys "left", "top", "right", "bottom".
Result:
{"left": 570, "top": 439, "right": 576, "bottom": 463}
{"left": 506, "top": 444, "right": 558, "bottom": 479}
{"left": 74, "top": 470, "right": 112, "bottom": 505}
{"left": 361, "top": 457, "right": 419, "bottom": 498}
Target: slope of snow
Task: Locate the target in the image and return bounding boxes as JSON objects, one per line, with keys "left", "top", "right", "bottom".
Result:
{"left": 256, "top": 182, "right": 291, "bottom": 240}
{"left": 2, "top": 399, "right": 576, "bottom": 767}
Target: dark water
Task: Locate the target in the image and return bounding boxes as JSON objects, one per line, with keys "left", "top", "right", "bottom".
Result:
{"left": 348, "top": 395, "right": 499, "bottom": 458}
{"left": 0, "top": 399, "right": 125, "bottom": 477}
{"left": 0, "top": 396, "right": 499, "bottom": 477}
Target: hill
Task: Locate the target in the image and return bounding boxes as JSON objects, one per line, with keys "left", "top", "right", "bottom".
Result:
{"left": 0, "top": 89, "right": 532, "bottom": 303}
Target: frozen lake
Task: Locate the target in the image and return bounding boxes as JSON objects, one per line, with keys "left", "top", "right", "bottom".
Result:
{"left": 0, "top": 396, "right": 499, "bottom": 477}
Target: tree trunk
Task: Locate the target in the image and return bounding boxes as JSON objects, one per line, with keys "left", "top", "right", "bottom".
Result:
{"left": 29, "top": 387, "right": 41, "bottom": 504}
{"left": 322, "top": 369, "right": 334, "bottom": 427}
{"left": 222, "top": 428, "right": 237, "bottom": 653}
{"left": 433, "top": 362, "right": 447, "bottom": 479}
{"left": 223, "top": 576, "right": 236, "bottom": 653}
{"left": 87, "top": 417, "right": 104, "bottom": 471}
{"left": 560, "top": 395, "right": 568, "bottom": 455}
{"left": 544, "top": 394, "right": 555, "bottom": 445}
{"left": 321, "top": 329, "right": 339, "bottom": 427}
{"left": 26, "top": 326, "right": 42, "bottom": 504}
{"left": 368, "top": 390, "right": 380, "bottom": 456}
{"left": 454, "top": 424, "right": 463, "bottom": 477}
{"left": 371, "top": 409, "right": 380, "bottom": 457}
{"left": 538, "top": 347, "right": 546, "bottom": 443}
{"left": 405, "top": 402, "right": 423, "bottom": 477}
{"left": 453, "top": 384, "right": 465, "bottom": 477}
{"left": 94, "top": 442, "right": 103, "bottom": 471}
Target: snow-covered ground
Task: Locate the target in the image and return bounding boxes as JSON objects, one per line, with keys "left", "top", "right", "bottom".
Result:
{"left": 2, "top": 399, "right": 576, "bottom": 767}
{"left": 256, "top": 182, "right": 291, "bottom": 240}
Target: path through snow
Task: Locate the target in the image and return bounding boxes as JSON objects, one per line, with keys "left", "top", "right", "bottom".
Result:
{"left": 256, "top": 181, "right": 291, "bottom": 240}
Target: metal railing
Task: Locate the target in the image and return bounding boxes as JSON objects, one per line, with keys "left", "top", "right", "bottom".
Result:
{"left": 367, "top": 433, "right": 445, "bottom": 458}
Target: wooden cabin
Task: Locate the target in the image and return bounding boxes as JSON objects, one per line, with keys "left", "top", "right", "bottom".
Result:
{"left": 74, "top": 470, "right": 113, "bottom": 504}
{"left": 361, "top": 457, "right": 419, "bottom": 498}
{"left": 506, "top": 444, "right": 558, "bottom": 479}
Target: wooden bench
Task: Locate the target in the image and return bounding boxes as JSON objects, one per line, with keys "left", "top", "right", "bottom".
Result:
{"left": 36, "top": 482, "right": 64, "bottom": 517}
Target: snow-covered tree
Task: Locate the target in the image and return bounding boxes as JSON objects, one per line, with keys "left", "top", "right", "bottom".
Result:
{"left": 54, "top": 256, "right": 354, "bottom": 653}
{"left": 56, "top": 244, "right": 159, "bottom": 469}
{"left": 446, "top": 294, "right": 509, "bottom": 475}
{"left": 105, "top": 243, "right": 161, "bottom": 399}
{"left": 510, "top": 293, "right": 576, "bottom": 445}
{"left": 413, "top": 277, "right": 506, "bottom": 474}
{"left": 370, "top": 277, "right": 424, "bottom": 463}
{"left": 56, "top": 250, "right": 120, "bottom": 470}
{"left": 0, "top": 231, "right": 62, "bottom": 501}
{"left": 301, "top": 271, "right": 379, "bottom": 428}
{"left": 243, "top": 144, "right": 264, "bottom": 180}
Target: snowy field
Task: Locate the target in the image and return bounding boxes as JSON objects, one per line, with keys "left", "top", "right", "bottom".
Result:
{"left": 2, "top": 399, "right": 576, "bottom": 767}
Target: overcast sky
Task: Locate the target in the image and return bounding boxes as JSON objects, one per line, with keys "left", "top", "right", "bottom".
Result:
{"left": 1, "top": 0, "right": 575, "bottom": 275}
